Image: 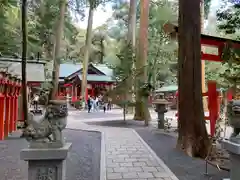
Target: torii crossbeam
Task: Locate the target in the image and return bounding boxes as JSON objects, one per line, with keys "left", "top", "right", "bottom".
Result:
{"left": 163, "top": 22, "right": 240, "bottom": 62}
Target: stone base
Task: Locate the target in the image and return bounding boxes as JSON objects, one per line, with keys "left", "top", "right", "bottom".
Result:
{"left": 20, "top": 143, "right": 72, "bottom": 180}
{"left": 221, "top": 140, "right": 240, "bottom": 180}
{"left": 230, "top": 136, "right": 240, "bottom": 144}
{"left": 29, "top": 141, "right": 65, "bottom": 149}
{"left": 222, "top": 139, "right": 240, "bottom": 154}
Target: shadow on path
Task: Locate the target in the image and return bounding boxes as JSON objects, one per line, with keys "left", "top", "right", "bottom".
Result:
{"left": 87, "top": 119, "right": 229, "bottom": 180}
{"left": 0, "top": 129, "right": 101, "bottom": 180}
{"left": 136, "top": 129, "right": 229, "bottom": 180}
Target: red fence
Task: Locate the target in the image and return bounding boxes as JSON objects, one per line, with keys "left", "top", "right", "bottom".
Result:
{"left": 0, "top": 72, "right": 21, "bottom": 140}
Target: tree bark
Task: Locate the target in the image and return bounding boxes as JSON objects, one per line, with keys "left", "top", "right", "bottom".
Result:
{"left": 134, "top": 0, "right": 151, "bottom": 124}
{"left": 127, "top": 0, "right": 136, "bottom": 47}
{"left": 125, "top": 0, "right": 137, "bottom": 114}
{"left": 177, "top": 0, "right": 210, "bottom": 158}
{"left": 21, "top": 0, "right": 28, "bottom": 127}
{"left": 81, "top": 7, "right": 94, "bottom": 105}
{"left": 50, "top": 0, "right": 66, "bottom": 100}
{"left": 201, "top": 0, "right": 208, "bottom": 112}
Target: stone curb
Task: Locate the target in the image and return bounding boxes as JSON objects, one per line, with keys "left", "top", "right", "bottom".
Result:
{"left": 132, "top": 129, "right": 179, "bottom": 180}
{"left": 100, "top": 131, "right": 106, "bottom": 180}
{"left": 66, "top": 127, "right": 106, "bottom": 180}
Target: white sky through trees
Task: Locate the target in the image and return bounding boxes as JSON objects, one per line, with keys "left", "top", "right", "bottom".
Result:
{"left": 76, "top": 0, "right": 220, "bottom": 29}
{"left": 76, "top": 3, "right": 113, "bottom": 29}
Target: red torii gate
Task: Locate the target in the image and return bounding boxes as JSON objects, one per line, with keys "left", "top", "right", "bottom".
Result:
{"left": 164, "top": 23, "right": 240, "bottom": 136}
{"left": 164, "top": 23, "right": 240, "bottom": 62}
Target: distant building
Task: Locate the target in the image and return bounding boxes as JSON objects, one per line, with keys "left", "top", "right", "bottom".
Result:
{"left": 58, "top": 63, "right": 116, "bottom": 100}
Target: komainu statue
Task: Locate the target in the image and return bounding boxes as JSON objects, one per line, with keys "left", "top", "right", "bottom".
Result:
{"left": 21, "top": 100, "right": 68, "bottom": 148}
{"left": 227, "top": 100, "right": 240, "bottom": 138}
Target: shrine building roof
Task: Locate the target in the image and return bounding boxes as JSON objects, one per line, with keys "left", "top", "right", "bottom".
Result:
{"left": 59, "top": 63, "right": 113, "bottom": 78}
{"left": 77, "top": 74, "right": 115, "bottom": 82}
{"left": 0, "top": 58, "right": 45, "bottom": 82}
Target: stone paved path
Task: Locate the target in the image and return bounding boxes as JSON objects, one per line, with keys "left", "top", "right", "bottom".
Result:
{"left": 67, "top": 115, "right": 179, "bottom": 180}
{"left": 104, "top": 128, "right": 178, "bottom": 180}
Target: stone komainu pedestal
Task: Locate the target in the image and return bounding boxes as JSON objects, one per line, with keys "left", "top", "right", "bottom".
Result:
{"left": 20, "top": 100, "right": 70, "bottom": 180}
{"left": 20, "top": 143, "right": 72, "bottom": 180}
{"left": 222, "top": 138, "right": 240, "bottom": 180}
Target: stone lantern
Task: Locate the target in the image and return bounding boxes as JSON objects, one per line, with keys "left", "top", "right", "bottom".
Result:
{"left": 152, "top": 94, "right": 170, "bottom": 129}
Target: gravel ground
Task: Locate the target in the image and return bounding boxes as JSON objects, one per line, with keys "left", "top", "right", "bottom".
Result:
{"left": 87, "top": 120, "right": 230, "bottom": 180}
{"left": 0, "top": 129, "right": 101, "bottom": 180}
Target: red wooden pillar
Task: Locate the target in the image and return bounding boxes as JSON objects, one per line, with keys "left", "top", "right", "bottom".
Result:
{"left": 15, "top": 79, "right": 21, "bottom": 131}
{"left": 227, "top": 89, "right": 233, "bottom": 101}
{"left": 207, "top": 81, "right": 218, "bottom": 137}
{"left": 12, "top": 77, "right": 19, "bottom": 131}
{"left": 3, "top": 73, "right": 11, "bottom": 137}
{"left": 0, "top": 71, "right": 5, "bottom": 140}
{"left": 8, "top": 76, "right": 14, "bottom": 133}
{"left": 0, "top": 94, "right": 4, "bottom": 140}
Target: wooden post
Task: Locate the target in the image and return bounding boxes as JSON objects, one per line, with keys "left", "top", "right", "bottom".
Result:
{"left": 91, "top": 86, "right": 94, "bottom": 97}
{"left": 0, "top": 71, "right": 6, "bottom": 140}
{"left": 4, "top": 73, "right": 11, "bottom": 136}
{"left": 85, "top": 87, "right": 88, "bottom": 101}
{"left": 0, "top": 95, "right": 4, "bottom": 140}
{"left": 207, "top": 81, "right": 218, "bottom": 137}
{"left": 13, "top": 77, "right": 20, "bottom": 131}
{"left": 9, "top": 76, "right": 14, "bottom": 133}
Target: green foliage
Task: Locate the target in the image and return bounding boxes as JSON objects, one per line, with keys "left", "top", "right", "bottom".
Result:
{"left": 214, "top": 0, "right": 240, "bottom": 91}
{"left": 113, "top": 42, "right": 134, "bottom": 81}
{"left": 108, "top": 0, "right": 178, "bottom": 90}
{"left": 204, "top": 0, "right": 212, "bottom": 19}
{"left": 71, "top": 100, "right": 83, "bottom": 109}
{"left": 217, "top": 1, "right": 240, "bottom": 34}
{"left": 147, "top": 0, "right": 178, "bottom": 87}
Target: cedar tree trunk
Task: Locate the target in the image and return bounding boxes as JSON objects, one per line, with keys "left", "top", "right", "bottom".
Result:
{"left": 50, "top": 0, "right": 66, "bottom": 100}
{"left": 21, "top": 0, "right": 28, "bottom": 127}
{"left": 134, "top": 0, "right": 151, "bottom": 125}
{"left": 81, "top": 7, "right": 94, "bottom": 105}
{"left": 177, "top": 0, "right": 210, "bottom": 158}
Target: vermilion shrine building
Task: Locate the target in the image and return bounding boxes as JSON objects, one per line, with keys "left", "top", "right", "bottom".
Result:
{"left": 58, "top": 63, "right": 115, "bottom": 101}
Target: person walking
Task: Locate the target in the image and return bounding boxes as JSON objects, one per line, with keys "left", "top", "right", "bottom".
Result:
{"left": 103, "top": 101, "right": 107, "bottom": 113}
{"left": 107, "top": 97, "right": 112, "bottom": 110}
{"left": 33, "top": 94, "right": 39, "bottom": 110}
{"left": 87, "top": 96, "right": 92, "bottom": 113}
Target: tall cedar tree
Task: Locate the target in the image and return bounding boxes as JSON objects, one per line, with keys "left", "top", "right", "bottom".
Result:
{"left": 21, "top": 0, "right": 28, "bottom": 127}
{"left": 177, "top": 0, "right": 210, "bottom": 157}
